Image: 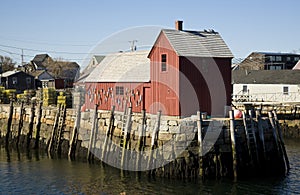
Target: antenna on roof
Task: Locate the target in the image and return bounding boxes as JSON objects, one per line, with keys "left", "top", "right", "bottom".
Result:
{"left": 129, "top": 40, "right": 138, "bottom": 52}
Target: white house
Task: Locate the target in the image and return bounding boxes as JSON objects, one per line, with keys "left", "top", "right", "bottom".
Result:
{"left": 232, "top": 70, "right": 300, "bottom": 103}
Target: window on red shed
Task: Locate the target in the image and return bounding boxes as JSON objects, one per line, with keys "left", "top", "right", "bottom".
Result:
{"left": 161, "top": 54, "right": 167, "bottom": 71}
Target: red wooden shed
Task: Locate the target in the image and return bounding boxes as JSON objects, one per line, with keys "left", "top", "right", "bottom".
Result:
{"left": 83, "top": 21, "right": 233, "bottom": 117}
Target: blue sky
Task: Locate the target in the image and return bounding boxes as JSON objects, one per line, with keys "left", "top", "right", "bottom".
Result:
{"left": 0, "top": 0, "right": 299, "bottom": 67}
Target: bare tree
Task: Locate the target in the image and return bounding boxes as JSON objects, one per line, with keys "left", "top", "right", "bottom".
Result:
{"left": 0, "top": 55, "right": 16, "bottom": 73}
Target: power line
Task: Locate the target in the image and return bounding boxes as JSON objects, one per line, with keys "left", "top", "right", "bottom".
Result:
{"left": 0, "top": 35, "right": 93, "bottom": 47}
{"left": 0, "top": 43, "right": 91, "bottom": 55}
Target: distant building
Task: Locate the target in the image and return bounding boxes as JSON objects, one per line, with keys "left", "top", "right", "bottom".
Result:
{"left": 76, "top": 55, "right": 105, "bottom": 85}
{"left": 1, "top": 70, "right": 35, "bottom": 93}
{"left": 239, "top": 52, "right": 300, "bottom": 70}
{"left": 29, "top": 70, "right": 55, "bottom": 88}
{"left": 232, "top": 70, "right": 300, "bottom": 103}
{"left": 23, "top": 54, "right": 53, "bottom": 72}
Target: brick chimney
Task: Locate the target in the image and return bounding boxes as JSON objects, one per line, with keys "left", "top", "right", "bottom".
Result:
{"left": 175, "top": 20, "right": 183, "bottom": 31}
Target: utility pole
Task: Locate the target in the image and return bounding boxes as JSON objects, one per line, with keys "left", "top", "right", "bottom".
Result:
{"left": 21, "top": 49, "right": 24, "bottom": 66}
{"left": 129, "top": 40, "right": 138, "bottom": 52}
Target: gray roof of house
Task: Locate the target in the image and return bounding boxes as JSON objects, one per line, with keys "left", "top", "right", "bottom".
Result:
{"left": 233, "top": 70, "right": 300, "bottom": 84}
{"left": 2, "top": 70, "right": 21, "bottom": 77}
{"left": 161, "top": 29, "right": 233, "bottom": 58}
{"left": 32, "top": 54, "right": 49, "bottom": 62}
{"left": 94, "top": 55, "right": 105, "bottom": 64}
{"left": 256, "top": 52, "right": 300, "bottom": 56}
{"left": 85, "top": 50, "right": 150, "bottom": 83}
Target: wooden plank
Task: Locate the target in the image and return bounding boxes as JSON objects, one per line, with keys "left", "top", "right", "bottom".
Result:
{"left": 229, "top": 110, "right": 238, "bottom": 181}
{"left": 16, "top": 101, "right": 24, "bottom": 146}
{"left": 121, "top": 107, "right": 132, "bottom": 170}
{"left": 5, "top": 101, "right": 14, "bottom": 146}
{"left": 34, "top": 101, "right": 43, "bottom": 149}
{"left": 87, "top": 104, "right": 98, "bottom": 162}
{"left": 101, "top": 105, "right": 115, "bottom": 162}
{"left": 68, "top": 103, "right": 82, "bottom": 159}
{"left": 273, "top": 110, "right": 290, "bottom": 173}
{"left": 196, "top": 111, "right": 204, "bottom": 178}
{"left": 26, "top": 102, "right": 35, "bottom": 148}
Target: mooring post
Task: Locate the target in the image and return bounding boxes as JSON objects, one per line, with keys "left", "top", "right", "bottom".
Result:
{"left": 229, "top": 110, "right": 238, "bottom": 181}
{"left": 268, "top": 111, "right": 280, "bottom": 155}
{"left": 48, "top": 105, "right": 61, "bottom": 154}
{"left": 136, "top": 109, "right": 146, "bottom": 171}
{"left": 87, "top": 104, "right": 98, "bottom": 162}
{"left": 272, "top": 110, "right": 290, "bottom": 173}
{"left": 256, "top": 109, "right": 266, "bottom": 160}
{"left": 33, "top": 101, "right": 43, "bottom": 149}
{"left": 27, "top": 101, "right": 36, "bottom": 148}
{"left": 16, "top": 101, "right": 25, "bottom": 146}
{"left": 68, "top": 103, "right": 82, "bottom": 159}
{"left": 5, "top": 101, "right": 14, "bottom": 146}
{"left": 196, "top": 111, "right": 204, "bottom": 178}
{"left": 147, "top": 110, "right": 161, "bottom": 172}
{"left": 121, "top": 107, "right": 132, "bottom": 170}
{"left": 101, "top": 105, "right": 115, "bottom": 162}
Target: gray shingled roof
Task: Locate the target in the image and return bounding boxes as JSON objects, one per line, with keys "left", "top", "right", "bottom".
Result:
{"left": 85, "top": 50, "right": 150, "bottom": 83}
{"left": 162, "top": 29, "right": 233, "bottom": 58}
{"left": 32, "top": 54, "right": 49, "bottom": 62}
{"left": 233, "top": 70, "right": 300, "bottom": 84}
{"left": 2, "top": 70, "right": 21, "bottom": 77}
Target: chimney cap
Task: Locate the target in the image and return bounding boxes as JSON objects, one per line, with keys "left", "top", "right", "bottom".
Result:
{"left": 175, "top": 20, "right": 183, "bottom": 31}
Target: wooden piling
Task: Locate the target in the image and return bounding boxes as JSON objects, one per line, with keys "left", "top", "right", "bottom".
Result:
{"left": 121, "top": 107, "right": 132, "bottom": 170}
{"left": 196, "top": 111, "right": 204, "bottom": 178}
{"left": 34, "top": 101, "right": 43, "bottom": 149}
{"left": 136, "top": 109, "right": 146, "bottom": 171}
{"left": 16, "top": 101, "right": 25, "bottom": 146}
{"left": 229, "top": 110, "right": 238, "bottom": 181}
{"left": 68, "top": 104, "right": 82, "bottom": 159}
{"left": 48, "top": 105, "right": 61, "bottom": 154}
{"left": 101, "top": 105, "right": 115, "bottom": 162}
{"left": 268, "top": 111, "right": 280, "bottom": 154}
{"left": 87, "top": 104, "right": 98, "bottom": 162}
{"left": 256, "top": 109, "right": 266, "bottom": 160}
{"left": 248, "top": 110, "right": 259, "bottom": 165}
{"left": 147, "top": 110, "right": 161, "bottom": 171}
{"left": 27, "top": 102, "right": 35, "bottom": 148}
{"left": 5, "top": 101, "right": 14, "bottom": 146}
{"left": 272, "top": 110, "right": 290, "bottom": 173}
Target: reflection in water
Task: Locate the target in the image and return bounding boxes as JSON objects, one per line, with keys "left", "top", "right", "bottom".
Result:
{"left": 0, "top": 139, "right": 299, "bottom": 194}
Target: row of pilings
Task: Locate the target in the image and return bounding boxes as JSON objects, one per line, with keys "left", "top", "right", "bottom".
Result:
{"left": 0, "top": 101, "right": 290, "bottom": 181}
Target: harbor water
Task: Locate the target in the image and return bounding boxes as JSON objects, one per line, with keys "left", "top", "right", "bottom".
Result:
{"left": 0, "top": 139, "right": 299, "bottom": 195}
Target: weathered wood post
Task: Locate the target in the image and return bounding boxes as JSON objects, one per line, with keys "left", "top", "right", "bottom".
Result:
{"left": 196, "top": 111, "right": 204, "bottom": 178}
{"left": 121, "top": 107, "right": 132, "bottom": 170}
{"left": 16, "top": 101, "right": 25, "bottom": 146}
{"left": 48, "top": 105, "right": 61, "bottom": 154}
{"left": 147, "top": 110, "right": 161, "bottom": 172}
{"left": 229, "top": 110, "right": 238, "bottom": 181}
{"left": 268, "top": 111, "right": 280, "bottom": 154}
{"left": 5, "top": 101, "right": 14, "bottom": 146}
{"left": 34, "top": 101, "right": 43, "bottom": 149}
{"left": 256, "top": 109, "right": 266, "bottom": 160}
{"left": 68, "top": 103, "right": 83, "bottom": 159}
{"left": 101, "top": 105, "right": 115, "bottom": 162}
{"left": 27, "top": 101, "right": 36, "bottom": 148}
{"left": 272, "top": 110, "right": 290, "bottom": 173}
{"left": 87, "top": 104, "right": 98, "bottom": 162}
{"left": 136, "top": 109, "right": 146, "bottom": 171}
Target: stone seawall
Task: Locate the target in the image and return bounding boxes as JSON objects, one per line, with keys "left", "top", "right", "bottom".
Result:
{"left": 0, "top": 103, "right": 290, "bottom": 180}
